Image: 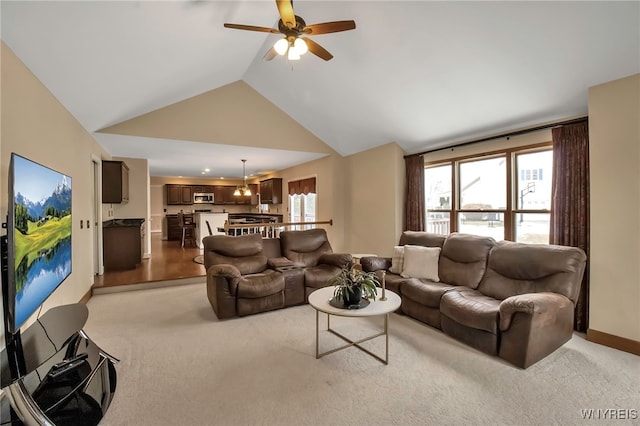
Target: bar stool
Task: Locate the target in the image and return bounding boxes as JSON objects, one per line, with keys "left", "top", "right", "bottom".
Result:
{"left": 177, "top": 211, "right": 196, "bottom": 248}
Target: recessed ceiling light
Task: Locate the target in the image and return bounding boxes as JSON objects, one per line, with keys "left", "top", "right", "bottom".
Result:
{"left": 201, "top": 171, "right": 206, "bottom": 175}
{"left": 204, "top": 168, "right": 210, "bottom": 172}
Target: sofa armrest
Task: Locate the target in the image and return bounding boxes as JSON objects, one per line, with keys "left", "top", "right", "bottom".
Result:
{"left": 207, "top": 264, "right": 242, "bottom": 279}
{"left": 206, "top": 264, "right": 243, "bottom": 319}
{"left": 360, "top": 257, "right": 392, "bottom": 273}
{"left": 499, "top": 292, "right": 573, "bottom": 331}
{"left": 318, "top": 253, "right": 352, "bottom": 268}
{"left": 498, "top": 292, "right": 575, "bottom": 368}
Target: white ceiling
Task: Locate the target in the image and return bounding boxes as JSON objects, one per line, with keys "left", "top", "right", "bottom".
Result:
{"left": 2, "top": 1, "right": 638, "bottom": 178}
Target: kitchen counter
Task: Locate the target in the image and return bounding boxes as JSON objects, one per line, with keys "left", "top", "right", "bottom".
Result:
{"left": 229, "top": 213, "right": 283, "bottom": 223}
{"left": 103, "top": 218, "right": 145, "bottom": 228}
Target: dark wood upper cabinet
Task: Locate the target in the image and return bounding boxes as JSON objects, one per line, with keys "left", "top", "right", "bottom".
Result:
{"left": 259, "top": 178, "right": 283, "bottom": 204}
{"left": 102, "top": 160, "right": 129, "bottom": 204}
{"left": 166, "top": 184, "right": 193, "bottom": 205}
{"left": 166, "top": 184, "right": 259, "bottom": 206}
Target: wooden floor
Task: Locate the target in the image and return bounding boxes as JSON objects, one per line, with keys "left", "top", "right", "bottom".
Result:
{"left": 92, "top": 233, "right": 205, "bottom": 291}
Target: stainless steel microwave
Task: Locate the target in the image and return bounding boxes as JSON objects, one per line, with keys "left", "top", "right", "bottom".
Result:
{"left": 193, "top": 193, "right": 214, "bottom": 204}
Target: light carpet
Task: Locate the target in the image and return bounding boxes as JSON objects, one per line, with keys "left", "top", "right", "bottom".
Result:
{"left": 84, "top": 283, "right": 639, "bottom": 426}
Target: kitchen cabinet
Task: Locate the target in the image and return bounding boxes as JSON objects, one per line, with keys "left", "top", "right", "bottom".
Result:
{"left": 102, "top": 160, "right": 129, "bottom": 204}
{"left": 259, "top": 178, "right": 283, "bottom": 204}
{"left": 103, "top": 219, "right": 144, "bottom": 271}
{"left": 213, "top": 185, "right": 234, "bottom": 205}
{"left": 166, "top": 184, "right": 193, "bottom": 205}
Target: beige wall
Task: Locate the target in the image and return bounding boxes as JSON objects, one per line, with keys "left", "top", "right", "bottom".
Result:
{"left": 345, "top": 142, "right": 406, "bottom": 257}
{"left": 112, "top": 157, "right": 151, "bottom": 257}
{"left": 269, "top": 155, "right": 348, "bottom": 252}
{"left": 99, "top": 80, "right": 335, "bottom": 155}
{"left": 0, "top": 43, "right": 109, "bottom": 339}
{"left": 588, "top": 73, "right": 640, "bottom": 342}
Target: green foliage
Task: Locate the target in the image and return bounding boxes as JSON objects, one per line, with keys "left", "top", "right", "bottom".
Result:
{"left": 14, "top": 215, "right": 71, "bottom": 270}
{"left": 330, "top": 262, "right": 380, "bottom": 302}
{"left": 15, "top": 203, "right": 29, "bottom": 235}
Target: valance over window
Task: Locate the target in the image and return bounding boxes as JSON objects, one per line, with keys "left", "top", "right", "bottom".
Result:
{"left": 288, "top": 177, "right": 316, "bottom": 195}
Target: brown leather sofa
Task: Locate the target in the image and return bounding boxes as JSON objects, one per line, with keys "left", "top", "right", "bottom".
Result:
{"left": 361, "top": 231, "right": 587, "bottom": 368}
{"left": 203, "top": 229, "right": 351, "bottom": 319}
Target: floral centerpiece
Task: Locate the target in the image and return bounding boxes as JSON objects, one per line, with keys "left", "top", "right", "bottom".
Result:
{"left": 330, "top": 262, "right": 380, "bottom": 307}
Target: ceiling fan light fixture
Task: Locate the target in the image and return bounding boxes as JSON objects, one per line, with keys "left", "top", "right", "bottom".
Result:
{"left": 293, "top": 38, "right": 308, "bottom": 55}
{"left": 287, "top": 47, "right": 301, "bottom": 61}
{"left": 274, "top": 38, "right": 289, "bottom": 55}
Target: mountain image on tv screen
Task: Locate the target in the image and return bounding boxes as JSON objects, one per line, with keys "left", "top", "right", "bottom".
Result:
{"left": 13, "top": 155, "right": 72, "bottom": 329}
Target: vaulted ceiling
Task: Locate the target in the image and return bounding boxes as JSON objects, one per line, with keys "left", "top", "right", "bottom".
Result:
{"left": 2, "top": 1, "right": 638, "bottom": 178}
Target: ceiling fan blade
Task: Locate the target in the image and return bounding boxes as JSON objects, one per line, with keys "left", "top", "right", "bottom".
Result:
{"left": 264, "top": 47, "right": 278, "bottom": 61}
{"left": 303, "top": 38, "right": 333, "bottom": 61}
{"left": 276, "top": 0, "right": 296, "bottom": 29}
{"left": 303, "top": 20, "right": 356, "bottom": 35}
{"left": 223, "top": 23, "right": 280, "bottom": 34}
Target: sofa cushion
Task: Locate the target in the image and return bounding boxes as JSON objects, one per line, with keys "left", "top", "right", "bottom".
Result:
{"left": 203, "top": 233, "right": 268, "bottom": 275}
{"left": 402, "top": 278, "right": 455, "bottom": 308}
{"left": 401, "top": 246, "right": 441, "bottom": 281}
{"left": 478, "top": 241, "right": 587, "bottom": 303}
{"left": 440, "top": 288, "right": 501, "bottom": 334}
{"left": 389, "top": 246, "right": 405, "bottom": 274}
{"left": 304, "top": 264, "right": 342, "bottom": 289}
{"left": 280, "top": 229, "right": 333, "bottom": 267}
{"left": 398, "top": 231, "right": 446, "bottom": 248}
{"left": 438, "top": 233, "right": 495, "bottom": 289}
{"left": 237, "top": 270, "right": 284, "bottom": 298}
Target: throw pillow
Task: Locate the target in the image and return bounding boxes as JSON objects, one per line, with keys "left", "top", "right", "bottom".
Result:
{"left": 389, "top": 245, "right": 405, "bottom": 274}
{"left": 401, "top": 245, "right": 441, "bottom": 282}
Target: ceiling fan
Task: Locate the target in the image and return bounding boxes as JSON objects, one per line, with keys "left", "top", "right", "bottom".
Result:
{"left": 224, "top": 0, "right": 356, "bottom": 61}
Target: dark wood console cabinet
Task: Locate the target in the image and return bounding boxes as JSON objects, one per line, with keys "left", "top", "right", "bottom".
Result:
{"left": 102, "top": 160, "right": 129, "bottom": 204}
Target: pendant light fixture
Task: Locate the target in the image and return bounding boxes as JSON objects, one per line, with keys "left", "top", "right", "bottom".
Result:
{"left": 233, "top": 159, "right": 252, "bottom": 197}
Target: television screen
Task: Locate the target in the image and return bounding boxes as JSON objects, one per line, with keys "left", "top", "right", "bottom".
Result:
{"left": 8, "top": 153, "right": 72, "bottom": 333}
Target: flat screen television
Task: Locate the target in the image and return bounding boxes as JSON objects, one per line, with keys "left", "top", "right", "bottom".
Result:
{"left": 3, "top": 153, "right": 72, "bottom": 336}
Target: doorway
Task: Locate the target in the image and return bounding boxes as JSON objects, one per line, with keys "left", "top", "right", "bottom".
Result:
{"left": 92, "top": 156, "right": 104, "bottom": 275}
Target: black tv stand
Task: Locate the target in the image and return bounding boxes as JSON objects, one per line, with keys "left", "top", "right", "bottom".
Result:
{"left": 0, "top": 304, "right": 118, "bottom": 425}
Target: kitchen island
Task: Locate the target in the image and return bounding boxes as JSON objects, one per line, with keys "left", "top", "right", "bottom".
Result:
{"left": 194, "top": 212, "right": 228, "bottom": 248}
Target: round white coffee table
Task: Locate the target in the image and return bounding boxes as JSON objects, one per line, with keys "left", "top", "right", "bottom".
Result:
{"left": 308, "top": 286, "right": 401, "bottom": 364}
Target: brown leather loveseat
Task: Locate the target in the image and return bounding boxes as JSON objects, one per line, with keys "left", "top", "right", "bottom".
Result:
{"left": 203, "top": 229, "right": 351, "bottom": 320}
{"left": 361, "top": 231, "right": 587, "bottom": 368}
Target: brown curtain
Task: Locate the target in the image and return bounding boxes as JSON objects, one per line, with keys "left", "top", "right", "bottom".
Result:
{"left": 404, "top": 155, "right": 425, "bottom": 231}
{"left": 288, "top": 177, "right": 316, "bottom": 195}
{"left": 550, "top": 121, "right": 590, "bottom": 331}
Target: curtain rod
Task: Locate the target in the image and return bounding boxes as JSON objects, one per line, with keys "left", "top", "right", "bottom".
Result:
{"left": 405, "top": 116, "right": 588, "bottom": 158}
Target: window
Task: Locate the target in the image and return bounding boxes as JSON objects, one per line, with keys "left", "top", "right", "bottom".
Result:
{"left": 288, "top": 177, "right": 317, "bottom": 230}
{"left": 424, "top": 164, "right": 452, "bottom": 234}
{"left": 424, "top": 144, "right": 552, "bottom": 242}
{"left": 515, "top": 150, "right": 552, "bottom": 243}
{"left": 458, "top": 156, "right": 506, "bottom": 240}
